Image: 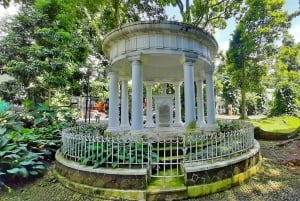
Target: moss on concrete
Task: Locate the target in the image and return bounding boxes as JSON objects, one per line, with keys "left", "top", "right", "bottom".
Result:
{"left": 147, "top": 177, "right": 185, "bottom": 191}
{"left": 187, "top": 158, "right": 262, "bottom": 197}
{"left": 53, "top": 168, "right": 147, "bottom": 200}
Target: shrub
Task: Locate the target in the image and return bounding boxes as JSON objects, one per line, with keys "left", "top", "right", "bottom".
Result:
{"left": 217, "top": 120, "right": 242, "bottom": 132}
{"left": 270, "top": 82, "right": 300, "bottom": 117}
{"left": 0, "top": 100, "right": 76, "bottom": 191}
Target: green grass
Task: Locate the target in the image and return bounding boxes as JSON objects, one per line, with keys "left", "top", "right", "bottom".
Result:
{"left": 247, "top": 116, "right": 300, "bottom": 133}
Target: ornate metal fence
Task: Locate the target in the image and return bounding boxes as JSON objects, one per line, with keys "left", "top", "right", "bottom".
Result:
{"left": 61, "top": 121, "right": 254, "bottom": 178}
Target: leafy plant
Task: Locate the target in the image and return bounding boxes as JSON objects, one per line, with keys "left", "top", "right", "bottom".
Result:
{"left": 0, "top": 101, "right": 23, "bottom": 134}
{"left": 270, "top": 81, "right": 300, "bottom": 117}
{"left": 186, "top": 120, "right": 197, "bottom": 130}
{"left": 78, "top": 140, "right": 158, "bottom": 169}
{"left": 0, "top": 138, "right": 45, "bottom": 191}
{"left": 217, "top": 121, "right": 242, "bottom": 133}
{"left": 0, "top": 100, "right": 76, "bottom": 191}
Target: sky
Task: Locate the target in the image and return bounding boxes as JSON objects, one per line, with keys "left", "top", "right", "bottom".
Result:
{"left": 0, "top": 1, "right": 299, "bottom": 52}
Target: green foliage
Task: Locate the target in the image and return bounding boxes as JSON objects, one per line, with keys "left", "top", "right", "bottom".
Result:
{"left": 270, "top": 82, "right": 300, "bottom": 117}
{"left": 226, "top": 0, "right": 288, "bottom": 119}
{"left": 220, "top": 75, "right": 240, "bottom": 110}
{"left": 0, "top": 101, "right": 23, "bottom": 134}
{"left": 246, "top": 91, "right": 267, "bottom": 115}
{"left": 161, "top": 0, "right": 243, "bottom": 32}
{"left": 186, "top": 120, "right": 197, "bottom": 130}
{"left": 217, "top": 121, "right": 242, "bottom": 133}
{"left": 0, "top": 101, "right": 45, "bottom": 190}
{"left": 0, "top": 3, "right": 90, "bottom": 103}
{"left": 79, "top": 141, "right": 158, "bottom": 169}
{"left": 248, "top": 116, "right": 300, "bottom": 133}
{"left": 0, "top": 138, "right": 45, "bottom": 181}
{"left": 0, "top": 100, "right": 77, "bottom": 190}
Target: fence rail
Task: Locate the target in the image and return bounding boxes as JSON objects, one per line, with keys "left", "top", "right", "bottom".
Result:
{"left": 61, "top": 121, "right": 254, "bottom": 177}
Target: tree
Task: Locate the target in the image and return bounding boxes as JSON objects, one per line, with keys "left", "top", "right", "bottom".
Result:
{"left": 226, "top": 0, "right": 288, "bottom": 119}
{"left": 0, "top": 0, "right": 168, "bottom": 104}
{"left": 161, "top": 0, "right": 243, "bottom": 32}
{"left": 270, "top": 34, "right": 300, "bottom": 116}
{"left": 0, "top": 2, "right": 90, "bottom": 103}
{"left": 270, "top": 81, "right": 300, "bottom": 117}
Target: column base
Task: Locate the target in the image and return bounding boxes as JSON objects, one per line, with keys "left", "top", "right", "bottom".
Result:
{"left": 144, "top": 121, "right": 156, "bottom": 128}
{"left": 120, "top": 124, "right": 131, "bottom": 131}
{"left": 202, "top": 124, "right": 218, "bottom": 131}
{"left": 106, "top": 127, "right": 120, "bottom": 133}
{"left": 131, "top": 129, "right": 144, "bottom": 135}
{"left": 197, "top": 121, "right": 206, "bottom": 128}
{"left": 173, "top": 121, "right": 184, "bottom": 127}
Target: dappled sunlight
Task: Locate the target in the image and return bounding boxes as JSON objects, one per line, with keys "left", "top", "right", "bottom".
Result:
{"left": 266, "top": 168, "right": 282, "bottom": 177}
{"left": 238, "top": 180, "right": 284, "bottom": 196}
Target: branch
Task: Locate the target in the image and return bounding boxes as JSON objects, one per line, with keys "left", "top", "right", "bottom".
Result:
{"left": 203, "top": 12, "right": 226, "bottom": 28}
{"left": 176, "top": 0, "right": 184, "bottom": 16}
{"left": 210, "top": 0, "right": 227, "bottom": 9}
{"left": 193, "top": 0, "right": 209, "bottom": 26}
{"left": 288, "top": 10, "right": 300, "bottom": 21}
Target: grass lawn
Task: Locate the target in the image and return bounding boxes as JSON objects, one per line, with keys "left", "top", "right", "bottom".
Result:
{"left": 247, "top": 116, "right": 300, "bottom": 133}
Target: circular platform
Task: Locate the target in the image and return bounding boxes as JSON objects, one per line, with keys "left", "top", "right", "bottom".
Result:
{"left": 55, "top": 120, "right": 261, "bottom": 200}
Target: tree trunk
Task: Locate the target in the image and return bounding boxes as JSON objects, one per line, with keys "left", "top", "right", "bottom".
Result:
{"left": 113, "top": 0, "right": 120, "bottom": 27}
{"left": 185, "top": 0, "right": 191, "bottom": 23}
{"left": 240, "top": 62, "right": 247, "bottom": 119}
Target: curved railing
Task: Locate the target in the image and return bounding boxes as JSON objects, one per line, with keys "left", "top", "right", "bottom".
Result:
{"left": 60, "top": 120, "right": 254, "bottom": 177}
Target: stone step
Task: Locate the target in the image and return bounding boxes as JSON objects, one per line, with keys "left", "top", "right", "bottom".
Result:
{"left": 147, "top": 177, "right": 187, "bottom": 201}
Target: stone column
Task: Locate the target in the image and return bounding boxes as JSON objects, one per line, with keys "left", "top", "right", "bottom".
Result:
{"left": 205, "top": 67, "right": 217, "bottom": 130}
{"left": 161, "top": 83, "right": 167, "bottom": 95}
{"left": 144, "top": 82, "right": 155, "bottom": 127}
{"left": 120, "top": 78, "right": 130, "bottom": 130}
{"left": 183, "top": 61, "right": 196, "bottom": 126}
{"left": 173, "top": 82, "right": 183, "bottom": 126}
{"left": 196, "top": 80, "right": 206, "bottom": 127}
{"left": 131, "top": 59, "right": 143, "bottom": 133}
{"left": 107, "top": 71, "right": 119, "bottom": 132}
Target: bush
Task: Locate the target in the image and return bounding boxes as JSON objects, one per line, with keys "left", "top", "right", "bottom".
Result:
{"left": 217, "top": 120, "right": 242, "bottom": 132}
{"left": 246, "top": 92, "right": 267, "bottom": 115}
{"left": 0, "top": 100, "right": 76, "bottom": 191}
{"left": 270, "top": 82, "right": 300, "bottom": 117}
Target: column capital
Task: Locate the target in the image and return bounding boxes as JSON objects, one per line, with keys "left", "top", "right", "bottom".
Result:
{"left": 195, "top": 79, "right": 204, "bottom": 82}
{"left": 205, "top": 64, "right": 215, "bottom": 74}
{"left": 144, "top": 81, "right": 155, "bottom": 86}
{"left": 180, "top": 53, "right": 197, "bottom": 64}
{"left": 108, "top": 70, "right": 118, "bottom": 76}
{"left": 127, "top": 53, "right": 142, "bottom": 62}
{"left": 171, "top": 81, "right": 182, "bottom": 86}
{"left": 119, "top": 76, "right": 130, "bottom": 81}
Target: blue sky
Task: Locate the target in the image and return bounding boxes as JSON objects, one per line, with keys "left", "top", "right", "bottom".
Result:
{"left": 166, "top": 0, "right": 300, "bottom": 52}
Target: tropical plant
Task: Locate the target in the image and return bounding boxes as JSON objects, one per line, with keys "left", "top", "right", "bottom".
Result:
{"left": 0, "top": 138, "right": 45, "bottom": 186}
{"left": 217, "top": 120, "right": 242, "bottom": 133}
{"left": 79, "top": 141, "right": 158, "bottom": 169}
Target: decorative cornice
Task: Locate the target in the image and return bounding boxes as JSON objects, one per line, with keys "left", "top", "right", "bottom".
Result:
{"left": 102, "top": 21, "right": 218, "bottom": 58}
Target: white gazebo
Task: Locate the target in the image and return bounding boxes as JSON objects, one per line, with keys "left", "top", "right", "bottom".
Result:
{"left": 102, "top": 21, "right": 218, "bottom": 134}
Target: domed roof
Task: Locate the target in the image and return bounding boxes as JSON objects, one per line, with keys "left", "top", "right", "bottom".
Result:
{"left": 102, "top": 21, "right": 218, "bottom": 82}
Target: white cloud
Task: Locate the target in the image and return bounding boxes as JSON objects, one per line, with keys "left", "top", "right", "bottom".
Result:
{"left": 218, "top": 40, "right": 229, "bottom": 53}
{"left": 289, "top": 24, "right": 300, "bottom": 43}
